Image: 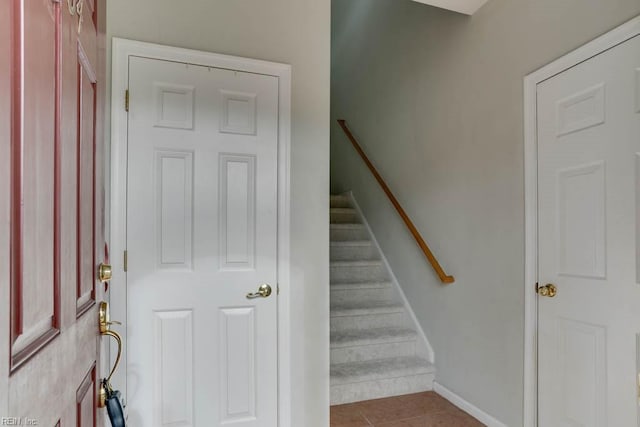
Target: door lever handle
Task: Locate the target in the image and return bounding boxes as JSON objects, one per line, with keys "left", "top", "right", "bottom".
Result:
{"left": 246, "top": 284, "right": 272, "bottom": 299}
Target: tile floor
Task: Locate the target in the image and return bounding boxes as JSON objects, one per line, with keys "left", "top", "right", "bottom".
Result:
{"left": 330, "top": 391, "right": 485, "bottom": 427}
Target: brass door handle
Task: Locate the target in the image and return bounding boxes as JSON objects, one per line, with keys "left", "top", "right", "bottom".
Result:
{"left": 537, "top": 283, "right": 557, "bottom": 298}
{"left": 246, "top": 284, "right": 272, "bottom": 299}
{"left": 98, "top": 302, "right": 123, "bottom": 408}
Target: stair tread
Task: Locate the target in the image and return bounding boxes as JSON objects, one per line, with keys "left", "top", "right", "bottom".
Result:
{"left": 331, "top": 327, "right": 418, "bottom": 348}
{"left": 331, "top": 301, "right": 404, "bottom": 317}
{"left": 330, "top": 356, "right": 434, "bottom": 385}
{"left": 331, "top": 281, "right": 392, "bottom": 290}
{"left": 330, "top": 207, "right": 357, "bottom": 213}
{"left": 331, "top": 260, "right": 384, "bottom": 267}
{"left": 330, "top": 223, "right": 365, "bottom": 229}
{"left": 330, "top": 240, "right": 372, "bottom": 246}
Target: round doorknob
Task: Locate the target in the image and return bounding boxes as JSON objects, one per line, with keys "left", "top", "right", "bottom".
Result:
{"left": 246, "top": 284, "right": 272, "bottom": 299}
{"left": 537, "top": 283, "right": 557, "bottom": 298}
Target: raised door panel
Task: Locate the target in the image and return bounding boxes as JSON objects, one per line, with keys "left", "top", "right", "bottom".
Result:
{"left": 557, "top": 318, "right": 607, "bottom": 427}
{"left": 219, "top": 155, "right": 256, "bottom": 270}
{"left": 10, "top": 0, "right": 61, "bottom": 371}
{"left": 77, "top": 365, "right": 97, "bottom": 427}
{"left": 155, "top": 151, "right": 194, "bottom": 269}
{"left": 556, "top": 161, "right": 606, "bottom": 279}
{"left": 219, "top": 307, "right": 256, "bottom": 423}
{"left": 153, "top": 310, "right": 194, "bottom": 427}
{"left": 76, "top": 44, "right": 97, "bottom": 316}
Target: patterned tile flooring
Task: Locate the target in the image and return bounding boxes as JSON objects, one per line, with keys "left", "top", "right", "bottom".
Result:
{"left": 330, "top": 392, "right": 485, "bottom": 427}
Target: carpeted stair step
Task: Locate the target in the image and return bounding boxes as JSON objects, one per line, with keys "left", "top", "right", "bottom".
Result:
{"left": 330, "top": 281, "right": 392, "bottom": 291}
{"left": 330, "top": 286, "right": 395, "bottom": 305}
{"left": 330, "top": 223, "right": 369, "bottom": 241}
{"left": 330, "top": 356, "right": 435, "bottom": 405}
{"left": 330, "top": 260, "right": 389, "bottom": 282}
{"left": 330, "top": 207, "right": 360, "bottom": 224}
{"left": 331, "top": 327, "right": 418, "bottom": 348}
{"left": 330, "top": 302, "right": 409, "bottom": 332}
{"left": 331, "top": 336, "right": 417, "bottom": 364}
{"left": 330, "top": 240, "right": 378, "bottom": 261}
{"left": 330, "top": 194, "right": 352, "bottom": 208}
{"left": 330, "top": 301, "right": 405, "bottom": 317}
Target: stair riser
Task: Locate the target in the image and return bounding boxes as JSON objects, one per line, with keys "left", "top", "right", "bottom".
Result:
{"left": 330, "top": 196, "right": 351, "bottom": 209}
{"left": 330, "top": 288, "right": 396, "bottom": 305}
{"left": 331, "top": 312, "right": 409, "bottom": 332}
{"left": 330, "top": 244, "right": 378, "bottom": 261}
{"left": 330, "top": 264, "right": 388, "bottom": 282}
{"left": 331, "top": 341, "right": 416, "bottom": 364}
{"left": 330, "top": 227, "right": 369, "bottom": 241}
{"left": 330, "top": 373, "right": 434, "bottom": 405}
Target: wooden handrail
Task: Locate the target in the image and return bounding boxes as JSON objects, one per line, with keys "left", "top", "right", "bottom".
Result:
{"left": 337, "top": 119, "right": 455, "bottom": 284}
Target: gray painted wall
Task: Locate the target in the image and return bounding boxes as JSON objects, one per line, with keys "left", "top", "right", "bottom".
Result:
{"left": 106, "top": 1, "right": 330, "bottom": 425}
{"left": 331, "top": 0, "right": 640, "bottom": 425}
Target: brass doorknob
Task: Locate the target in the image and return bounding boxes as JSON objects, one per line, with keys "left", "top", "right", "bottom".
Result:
{"left": 98, "top": 263, "right": 112, "bottom": 282}
{"left": 246, "top": 284, "right": 272, "bottom": 299}
{"left": 537, "top": 283, "right": 557, "bottom": 298}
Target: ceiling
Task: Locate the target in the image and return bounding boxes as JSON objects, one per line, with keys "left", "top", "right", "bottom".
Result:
{"left": 412, "top": 0, "right": 490, "bottom": 15}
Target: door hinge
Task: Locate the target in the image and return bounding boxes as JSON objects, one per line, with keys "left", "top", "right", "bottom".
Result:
{"left": 125, "top": 89, "right": 129, "bottom": 112}
{"left": 277, "top": 284, "right": 280, "bottom": 295}
{"left": 123, "top": 250, "right": 128, "bottom": 272}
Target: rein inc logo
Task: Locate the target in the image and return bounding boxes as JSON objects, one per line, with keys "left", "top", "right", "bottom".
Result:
{"left": 1, "top": 418, "right": 38, "bottom": 426}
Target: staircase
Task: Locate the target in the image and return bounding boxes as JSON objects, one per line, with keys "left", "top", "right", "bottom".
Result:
{"left": 330, "top": 194, "right": 435, "bottom": 405}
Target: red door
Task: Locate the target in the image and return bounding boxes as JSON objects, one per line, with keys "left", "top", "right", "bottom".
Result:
{"left": 1, "top": 0, "right": 107, "bottom": 425}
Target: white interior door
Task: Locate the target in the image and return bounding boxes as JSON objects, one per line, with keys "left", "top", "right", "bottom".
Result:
{"left": 537, "top": 35, "right": 640, "bottom": 426}
{"left": 125, "top": 56, "right": 279, "bottom": 427}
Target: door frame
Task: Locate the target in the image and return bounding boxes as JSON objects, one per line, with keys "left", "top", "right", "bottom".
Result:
{"left": 109, "top": 38, "right": 292, "bottom": 426}
{"left": 523, "top": 15, "right": 640, "bottom": 427}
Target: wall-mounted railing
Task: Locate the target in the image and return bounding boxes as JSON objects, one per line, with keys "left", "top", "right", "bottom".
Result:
{"left": 337, "top": 119, "right": 455, "bottom": 284}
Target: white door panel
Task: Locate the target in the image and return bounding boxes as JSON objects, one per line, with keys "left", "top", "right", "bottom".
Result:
{"left": 537, "top": 35, "right": 640, "bottom": 426}
{"left": 126, "top": 56, "right": 278, "bottom": 427}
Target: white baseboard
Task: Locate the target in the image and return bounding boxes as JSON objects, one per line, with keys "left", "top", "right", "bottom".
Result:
{"left": 434, "top": 382, "right": 507, "bottom": 427}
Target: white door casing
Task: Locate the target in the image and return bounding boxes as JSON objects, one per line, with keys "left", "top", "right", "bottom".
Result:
{"left": 109, "top": 39, "right": 292, "bottom": 427}
{"left": 525, "top": 16, "right": 640, "bottom": 427}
